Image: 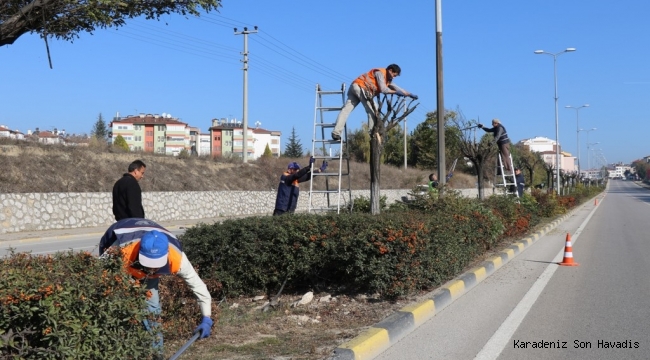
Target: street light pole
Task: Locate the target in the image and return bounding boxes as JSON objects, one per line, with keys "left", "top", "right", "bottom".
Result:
{"left": 587, "top": 141, "right": 600, "bottom": 175}
{"left": 584, "top": 128, "right": 597, "bottom": 175}
{"left": 565, "top": 104, "right": 589, "bottom": 176}
{"left": 534, "top": 47, "right": 576, "bottom": 194}
{"left": 578, "top": 127, "right": 596, "bottom": 178}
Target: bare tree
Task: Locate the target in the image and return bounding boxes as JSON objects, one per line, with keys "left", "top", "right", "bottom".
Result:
{"left": 542, "top": 161, "right": 555, "bottom": 193}
{"left": 514, "top": 143, "right": 545, "bottom": 189}
{"left": 448, "top": 110, "right": 498, "bottom": 199}
{"left": 364, "top": 92, "right": 418, "bottom": 214}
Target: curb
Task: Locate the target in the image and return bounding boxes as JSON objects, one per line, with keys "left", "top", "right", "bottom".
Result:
{"left": 330, "top": 208, "right": 581, "bottom": 360}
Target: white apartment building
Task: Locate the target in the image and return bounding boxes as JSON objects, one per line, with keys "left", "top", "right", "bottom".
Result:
{"left": 252, "top": 127, "right": 281, "bottom": 158}
{"left": 518, "top": 136, "right": 577, "bottom": 173}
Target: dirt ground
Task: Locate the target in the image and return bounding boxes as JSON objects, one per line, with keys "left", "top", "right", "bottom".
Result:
{"left": 163, "top": 292, "right": 413, "bottom": 360}
{"left": 160, "top": 228, "right": 554, "bottom": 360}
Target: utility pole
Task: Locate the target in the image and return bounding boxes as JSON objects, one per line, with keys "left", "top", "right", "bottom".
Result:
{"left": 234, "top": 26, "right": 258, "bottom": 163}
{"left": 435, "top": 0, "right": 446, "bottom": 193}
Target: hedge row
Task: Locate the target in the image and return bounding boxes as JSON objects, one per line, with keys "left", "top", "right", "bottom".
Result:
{"left": 0, "top": 251, "right": 157, "bottom": 360}
{"left": 181, "top": 194, "right": 504, "bottom": 299}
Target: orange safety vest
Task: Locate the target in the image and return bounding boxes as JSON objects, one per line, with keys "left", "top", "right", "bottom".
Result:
{"left": 353, "top": 68, "right": 390, "bottom": 97}
{"left": 99, "top": 218, "right": 183, "bottom": 280}
{"left": 121, "top": 240, "right": 183, "bottom": 280}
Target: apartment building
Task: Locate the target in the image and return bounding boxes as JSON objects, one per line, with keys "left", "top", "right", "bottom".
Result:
{"left": 252, "top": 127, "right": 281, "bottom": 157}
{"left": 518, "top": 136, "right": 577, "bottom": 172}
{"left": 0, "top": 125, "right": 25, "bottom": 140}
{"left": 110, "top": 113, "right": 190, "bottom": 155}
{"left": 208, "top": 118, "right": 281, "bottom": 159}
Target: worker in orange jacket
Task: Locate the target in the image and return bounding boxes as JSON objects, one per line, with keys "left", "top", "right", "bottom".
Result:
{"left": 99, "top": 218, "right": 212, "bottom": 358}
{"left": 331, "top": 64, "right": 417, "bottom": 141}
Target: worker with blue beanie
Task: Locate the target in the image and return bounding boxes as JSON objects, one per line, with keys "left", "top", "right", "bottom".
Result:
{"left": 273, "top": 157, "right": 328, "bottom": 215}
{"left": 99, "top": 218, "right": 213, "bottom": 357}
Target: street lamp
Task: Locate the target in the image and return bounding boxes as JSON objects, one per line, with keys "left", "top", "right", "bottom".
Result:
{"left": 582, "top": 128, "right": 597, "bottom": 176}
{"left": 565, "top": 104, "right": 589, "bottom": 175}
{"left": 535, "top": 47, "right": 576, "bottom": 194}
{"left": 587, "top": 142, "right": 600, "bottom": 173}
{"left": 578, "top": 128, "right": 598, "bottom": 175}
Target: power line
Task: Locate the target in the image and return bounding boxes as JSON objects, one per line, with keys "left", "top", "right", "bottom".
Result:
{"left": 256, "top": 31, "right": 350, "bottom": 80}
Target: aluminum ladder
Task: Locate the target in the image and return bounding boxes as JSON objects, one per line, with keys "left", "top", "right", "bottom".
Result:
{"left": 494, "top": 152, "right": 519, "bottom": 198}
{"left": 308, "top": 83, "right": 353, "bottom": 213}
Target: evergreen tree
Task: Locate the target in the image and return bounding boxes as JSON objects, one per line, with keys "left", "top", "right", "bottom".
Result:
{"left": 284, "top": 127, "right": 303, "bottom": 157}
{"left": 91, "top": 113, "right": 108, "bottom": 140}
{"left": 113, "top": 135, "right": 130, "bottom": 152}
{"left": 346, "top": 125, "right": 371, "bottom": 163}
{"left": 262, "top": 143, "right": 273, "bottom": 158}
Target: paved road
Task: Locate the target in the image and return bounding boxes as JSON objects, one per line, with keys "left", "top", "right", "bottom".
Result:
{"left": 0, "top": 218, "right": 219, "bottom": 257}
{"left": 377, "top": 180, "right": 649, "bottom": 359}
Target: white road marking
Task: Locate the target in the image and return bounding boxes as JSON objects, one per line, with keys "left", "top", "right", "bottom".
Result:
{"left": 473, "top": 198, "right": 601, "bottom": 360}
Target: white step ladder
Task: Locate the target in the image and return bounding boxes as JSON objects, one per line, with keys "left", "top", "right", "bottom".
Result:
{"left": 494, "top": 153, "right": 519, "bottom": 198}
{"left": 308, "top": 83, "right": 353, "bottom": 213}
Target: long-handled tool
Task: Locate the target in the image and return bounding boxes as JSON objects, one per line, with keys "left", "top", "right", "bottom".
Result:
{"left": 168, "top": 331, "right": 201, "bottom": 360}
{"left": 446, "top": 158, "right": 458, "bottom": 181}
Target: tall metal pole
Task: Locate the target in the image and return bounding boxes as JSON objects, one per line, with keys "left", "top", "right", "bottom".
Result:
{"left": 435, "top": 0, "right": 446, "bottom": 192}
{"left": 553, "top": 55, "right": 560, "bottom": 194}
{"left": 234, "top": 26, "right": 258, "bottom": 163}
{"left": 534, "top": 48, "right": 575, "bottom": 194}
{"left": 585, "top": 129, "right": 596, "bottom": 172}
{"left": 565, "top": 104, "right": 589, "bottom": 176}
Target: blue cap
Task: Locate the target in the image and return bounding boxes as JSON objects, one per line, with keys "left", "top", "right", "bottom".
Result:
{"left": 139, "top": 230, "right": 169, "bottom": 268}
{"left": 288, "top": 162, "right": 300, "bottom": 170}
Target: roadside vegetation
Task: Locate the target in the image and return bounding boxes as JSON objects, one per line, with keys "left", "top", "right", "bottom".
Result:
{"left": 1, "top": 183, "right": 604, "bottom": 359}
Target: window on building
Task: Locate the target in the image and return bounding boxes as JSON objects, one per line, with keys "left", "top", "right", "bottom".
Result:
{"left": 158, "top": 126, "right": 165, "bottom": 131}
{"left": 134, "top": 125, "right": 142, "bottom": 130}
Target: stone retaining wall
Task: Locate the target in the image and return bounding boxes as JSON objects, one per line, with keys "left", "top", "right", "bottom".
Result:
{"left": 0, "top": 188, "right": 481, "bottom": 234}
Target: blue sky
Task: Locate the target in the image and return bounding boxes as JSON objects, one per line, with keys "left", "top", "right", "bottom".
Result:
{"left": 1, "top": 0, "right": 648, "bottom": 166}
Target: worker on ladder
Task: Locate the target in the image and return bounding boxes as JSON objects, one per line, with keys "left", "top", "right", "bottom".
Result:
{"left": 478, "top": 118, "right": 512, "bottom": 173}
{"left": 331, "top": 64, "right": 418, "bottom": 141}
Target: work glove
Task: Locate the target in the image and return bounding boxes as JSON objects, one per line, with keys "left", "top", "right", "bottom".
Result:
{"left": 194, "top": 316, "right": 213, "bottom": 339}
{"left": 394, "top": 90, "right": 406, "bottom": 97}
{"left": 409, "top": 93, "right": 419, "bottom": 100}
{"left": 477, "top": 124, "right": 484, "bottom": 128}
{"left": 309, "top": 156, "right": 315, "bottom": 167}
{"left": 319, "top": 161, "right": 328, "bottom": 172}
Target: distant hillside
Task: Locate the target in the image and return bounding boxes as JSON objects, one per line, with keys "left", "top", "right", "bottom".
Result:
{"left": 0, "top": 139, "right": 474, "bottom": 194}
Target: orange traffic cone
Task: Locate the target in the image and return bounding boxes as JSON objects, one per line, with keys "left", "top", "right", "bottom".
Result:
{"left": 559, "top": 233, "right": 579, "bottom": 266}
{"left": 594, "top": 198, "right": 598, "bottom": 206}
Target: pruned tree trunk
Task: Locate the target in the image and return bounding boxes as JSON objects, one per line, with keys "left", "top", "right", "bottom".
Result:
{"left": 369, "top": 133, "right": 382, "bottom": 214}
{"left": 364, "top": 91, "right": 418, "bottom": 215}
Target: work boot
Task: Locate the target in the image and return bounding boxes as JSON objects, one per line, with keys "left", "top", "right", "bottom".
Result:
{"left": 331, "top": 133, "right": 341, "bottom": 141}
